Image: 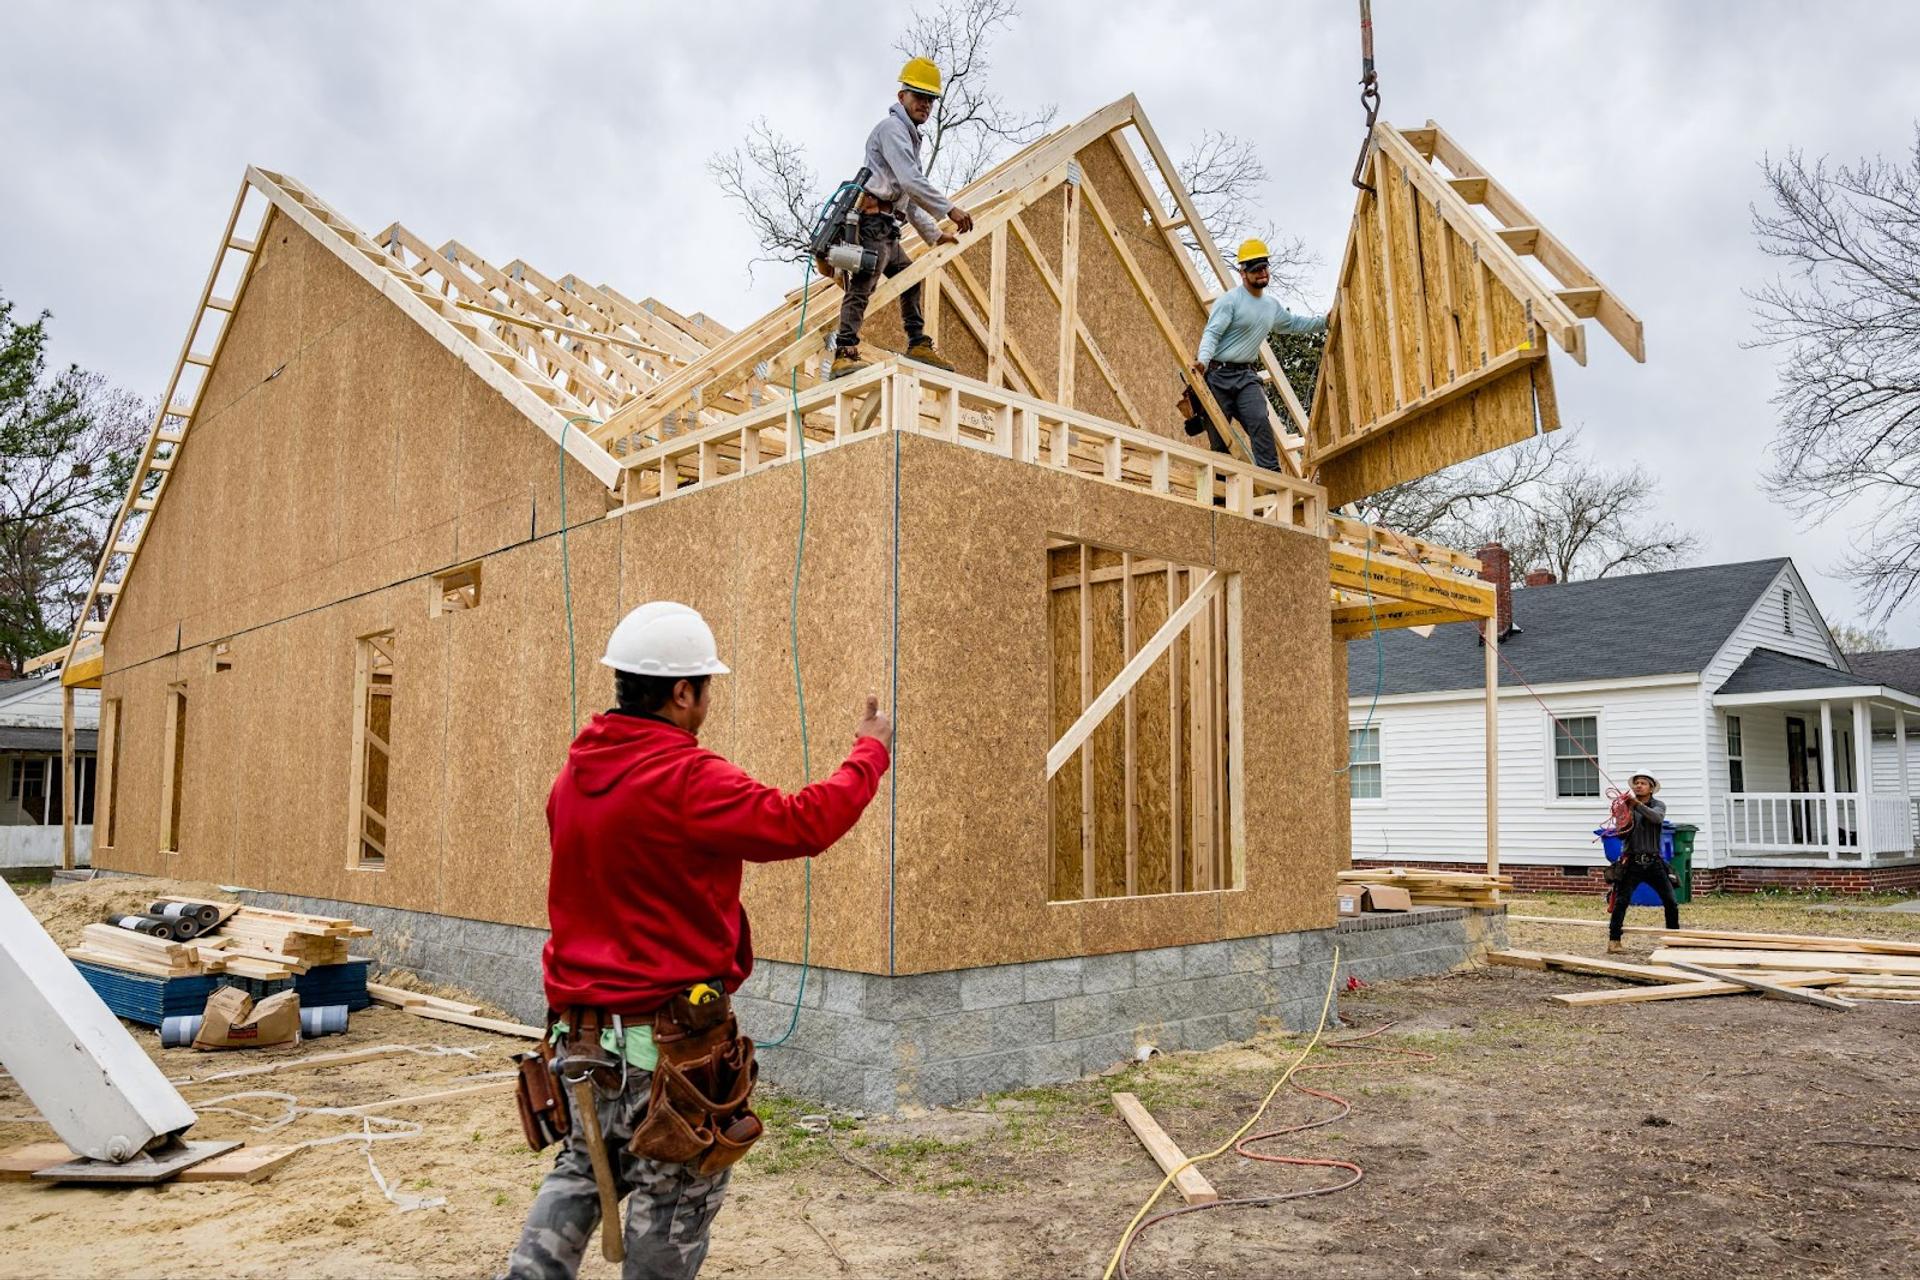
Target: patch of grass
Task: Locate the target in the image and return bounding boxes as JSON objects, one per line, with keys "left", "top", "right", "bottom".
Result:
{"left": 493, "top": 1191, "right": 509, "bottom": 1206}
{"left": 0, "top": 868, "right": 54, "bottom": 888}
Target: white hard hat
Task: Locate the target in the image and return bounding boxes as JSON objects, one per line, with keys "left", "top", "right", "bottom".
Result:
{"left": 600, "top": 602, "right": 731, "bottom": 677}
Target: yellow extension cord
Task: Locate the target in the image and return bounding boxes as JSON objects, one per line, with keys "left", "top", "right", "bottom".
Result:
{"left": 1099, "top": 944, "right": 1342, "bottom": 1280}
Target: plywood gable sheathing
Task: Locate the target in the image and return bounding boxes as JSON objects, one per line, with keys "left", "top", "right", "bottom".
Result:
{"left": 57, "top": 165, "right": 717, "bottom": 674}
{"left": 1307, "top": 120, "right": 1643, "bottom": 508}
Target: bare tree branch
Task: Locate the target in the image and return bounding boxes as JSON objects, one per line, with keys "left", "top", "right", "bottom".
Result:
{"left": 1354, "top": 430, "right": 1700, "bottom": 582}
{"left": 709, "top": 0, "right": 1055, "bottom": 269}
{"left": 1748, "top": 125, "right": 1920, "bottom": 624}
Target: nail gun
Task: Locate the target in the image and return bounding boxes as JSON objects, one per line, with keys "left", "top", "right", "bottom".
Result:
{"left": 809, "top": 167, "right": 879, "bottom": 277}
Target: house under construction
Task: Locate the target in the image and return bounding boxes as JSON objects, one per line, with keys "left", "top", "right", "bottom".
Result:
{"left": 39, "top": 96, "right": 1640, "bottom": 1107}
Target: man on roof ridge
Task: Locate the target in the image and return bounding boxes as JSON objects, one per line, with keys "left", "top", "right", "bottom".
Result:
{"left": 826, "top": 56, "right": 975, "bottom": 381}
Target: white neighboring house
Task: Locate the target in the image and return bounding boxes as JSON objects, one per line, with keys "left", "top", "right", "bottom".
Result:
{"left": 1345, "top": 557, "right": 1920, "bottom": 891}
{"left": 0, "top": 677, "right": 99, "bottom": 869}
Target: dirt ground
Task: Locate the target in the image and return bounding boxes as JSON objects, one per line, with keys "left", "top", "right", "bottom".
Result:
{"left": 4, "top": 884, "right": 1918, "bottom": 1279}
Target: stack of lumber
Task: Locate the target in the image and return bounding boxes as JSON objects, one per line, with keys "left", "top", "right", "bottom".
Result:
{"left": 66, "top": 924, "right": 206, "bottom": 978}
{"left": 1651, "top": 927, "right": 1920, "bottom": 1003}
{"left": 1491, "top": 948, "right": 1852, "bottom": 1006}
{"left": 1339, "top": 867, "right": 1511, "bottom": 906}
{"left": 66, "top": 900, "right": 374, "bottom": 1024}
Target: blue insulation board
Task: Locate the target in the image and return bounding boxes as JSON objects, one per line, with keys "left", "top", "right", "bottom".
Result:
{"left": 76, "top": 959, "right": 372, "bottom": 1028}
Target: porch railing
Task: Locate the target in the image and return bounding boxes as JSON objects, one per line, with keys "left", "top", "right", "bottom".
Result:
{"left": 1724, "top": 792, "right": 1916, "bottom": 859}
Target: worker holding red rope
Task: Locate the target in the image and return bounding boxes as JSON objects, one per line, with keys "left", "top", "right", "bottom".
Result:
{"left": 1605, "top": 773, "right": 1680, "bottom": 952}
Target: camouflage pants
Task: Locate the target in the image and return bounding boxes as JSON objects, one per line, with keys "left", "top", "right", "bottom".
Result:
{"left": 504, "top": 1062, "right": 731, "bottom": 1280}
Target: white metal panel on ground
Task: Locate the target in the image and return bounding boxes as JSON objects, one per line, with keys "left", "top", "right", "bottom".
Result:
{"left": 0, "top": 879, "right": 196, "bottom": 1161}
{"left": 1349, "top": 680, "right": 1705, "bottom": 864}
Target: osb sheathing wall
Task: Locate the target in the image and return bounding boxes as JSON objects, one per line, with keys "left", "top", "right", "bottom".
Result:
{"left": 890, "top": 433, "right": 1341, "bottom": 974}
{"left": 101, "top": 208, "right": 612, "bottom": 676}
{"left": 99, "top": 203, "right": 1340, "bottom": 977}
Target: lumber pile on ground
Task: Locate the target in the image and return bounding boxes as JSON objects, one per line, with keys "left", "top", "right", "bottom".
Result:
{"left": 1499, "top": 923, "right": 1920, "bottom": 1009}
{"left": 66, "top": 902, "right": 368, "bottom": 980}
{"left": 1339, "top": 868, "right": 1510, "bottom": 906}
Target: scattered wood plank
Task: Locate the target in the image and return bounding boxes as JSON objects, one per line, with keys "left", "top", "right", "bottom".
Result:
{"left": 1490, "top": 950, "right": 1693, "bottom": 984}
{"left": 1649, "top": 948, "right": 1920, "bottom": 978}
{"left": 0, "top": 1141, "right": 300, "bottom": 1184}
{"left": 405, "top": 1007, "right": 542, "bottom": 1038}
{"left": 1664, "top": 959, "right": 1856, "bottom": 1010}
{"left": 366, "top": 983, "right": 483, "bottom": 1016}
{"left": 1658, "top": 930, "right": 1920, "bottom": 958}
{"left": 1507, "top": 915, "right": 1666, "bottom": 934}
{"left": 1549, "top": 972, "right": 1849, "bottom": 1007}
{"left": 1112, "top": 1092, "right": 1219, "bottom": 1206}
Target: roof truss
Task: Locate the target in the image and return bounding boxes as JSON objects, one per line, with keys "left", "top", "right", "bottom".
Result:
{"left": 1306, "top": 119, "right": 1643, "bottom": 508}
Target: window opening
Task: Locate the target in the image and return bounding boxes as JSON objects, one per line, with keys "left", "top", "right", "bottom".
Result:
{"left": 348, "top": 632, "right": 395, "bottom": 868}
{"left": 1553, "top": 714, "right": 1600, "bottom": 798}
{"left": 1726, "top": 714, "right": 1744, "bottom": 794}
{"left": 431, "top": 563, "right": 482, "bottom": 616}
{"left": 1348, "top": 727, "right": 1382, "bottom": 799}
{"left": 161, "top": 685, "right": 188, "bottom": 853}
{"left": 1046, "top": 538, "right": 1241, "bottom": 902}
{"left": 100, "top": 698, "right": 121, "bottom": 847}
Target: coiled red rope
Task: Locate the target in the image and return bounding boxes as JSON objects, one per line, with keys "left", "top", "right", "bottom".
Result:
{"left": 1118, "top": 1023, "right": 1437, "bottom": 1280}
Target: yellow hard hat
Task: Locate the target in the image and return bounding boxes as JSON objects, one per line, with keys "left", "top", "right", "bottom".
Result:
{"left": 1236, "top": 238, "right": 1270, "bottom": 267}
{"left": 899, "top": 56, "right": 943, "bottom": 98}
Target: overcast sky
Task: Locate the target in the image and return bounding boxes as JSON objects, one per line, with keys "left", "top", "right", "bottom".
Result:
{"left": 5, "top": 1, "right": 1918, "bottom": 643}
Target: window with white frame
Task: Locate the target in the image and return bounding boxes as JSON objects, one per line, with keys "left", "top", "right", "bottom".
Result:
{"left": 1726, "top": 715, "right": 1744, "bottom": 793}
{"left": 1348, "top": 726, "right": 1382, "bottom": 799}
{"left": 1553, "top": 715, "right": 1601, "bottom": 798}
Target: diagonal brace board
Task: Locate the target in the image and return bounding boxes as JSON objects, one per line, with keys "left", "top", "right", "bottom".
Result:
{"left": 1047, "top": 571, "right": 1220, "bottom": 779}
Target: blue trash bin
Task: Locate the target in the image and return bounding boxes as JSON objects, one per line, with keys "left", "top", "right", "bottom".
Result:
{"left": 1594, "top": 823, "right": 1675, "bottom": 905}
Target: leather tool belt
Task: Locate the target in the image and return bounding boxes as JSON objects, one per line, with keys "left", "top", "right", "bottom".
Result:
{"left": 627, "top": 989, "right": 764, "bottom": 1176}
{"left": 514, "top": 1027, "right": 570, "bottom": 1152}
{"left": 856, "top": 192, "right": 906, "bottom": 222}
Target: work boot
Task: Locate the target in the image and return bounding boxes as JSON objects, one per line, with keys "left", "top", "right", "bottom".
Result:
{"left": 828, "top": 348, "right": 870, "bottom": 380}
{"left": 903, "top": 337, "right": 956, "bottom": 372}
{"left": 1606, "top": 940, "right": 1626, "bottom": 955}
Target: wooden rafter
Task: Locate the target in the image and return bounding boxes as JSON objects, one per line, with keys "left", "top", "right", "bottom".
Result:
{"left": 1305, "top": 119, "right": 1643, "bottom": 508}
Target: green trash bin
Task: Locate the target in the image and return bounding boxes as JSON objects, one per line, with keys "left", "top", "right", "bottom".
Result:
{"left": 1670, "top": 824, "right": 1698, "bottom": 904}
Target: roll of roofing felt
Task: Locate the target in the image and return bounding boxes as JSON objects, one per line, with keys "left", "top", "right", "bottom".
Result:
{"left": 151, "top": 900, "right": 221, "bottom": 927}
{"left": 167, "top": 914, "right": 202, "bottom": 942}
{"left": 160, "top": 1015, "right": 203, "bottom": 1048}
{"left": 300, "top": 1005, "right": 349, "bottom": 1038}
{"left": 107, "top": 913, "right": 174, "bottom": 938}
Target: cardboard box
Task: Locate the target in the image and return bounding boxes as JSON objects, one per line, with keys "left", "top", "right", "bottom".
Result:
{"left": 1336, "top": 889, "right": 1362, "bottom": 917}
{"left": 193, "top": 987, "right": 300, "bottom": 1051}
{"left": 1359, "top": 884, "right": 1413, "bottom": 912}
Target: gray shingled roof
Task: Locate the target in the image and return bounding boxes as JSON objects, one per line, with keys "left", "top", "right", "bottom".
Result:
{"left": 1347, "top": 558, "right": 1791, "bottom": 698}
{"left": 1847, "top": 647, "right": 1920, "bottom": 697}
{"left": 0, "top": 725, "right": 97, "bottom": 753}
{"left": 1716, "top": 648, "right": 1862, "bottom": 695}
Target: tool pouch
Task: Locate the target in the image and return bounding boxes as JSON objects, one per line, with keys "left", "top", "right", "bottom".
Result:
{"left": 628, "top": 1000, "right": 763, "bottom": 1175}
{"left": 514, "top": 1032, "right": 571, "bottom": 1153}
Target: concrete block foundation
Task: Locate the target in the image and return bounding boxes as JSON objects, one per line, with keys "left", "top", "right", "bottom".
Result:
{"left": 186, "top": 886, "right": 1504, "bottom": 1111}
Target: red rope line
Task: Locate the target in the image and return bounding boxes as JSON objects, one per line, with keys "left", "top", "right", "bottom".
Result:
{"left": 1118, "top": 1024, "right": 1436, "bottom": 1280}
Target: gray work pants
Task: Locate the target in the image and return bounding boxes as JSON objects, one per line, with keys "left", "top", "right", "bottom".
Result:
{"left": 833, "top": 213, "right": 924, "bottom": 353}
{"left": 1204, "top": 363, "right": 1281, "bottom": 473}
{"left": 504, "top": 1060, "right": 731, "bottom": 1280}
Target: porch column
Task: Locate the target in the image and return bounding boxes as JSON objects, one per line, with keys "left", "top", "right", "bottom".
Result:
{"left": 1899, "top": 709, "right": 1913, "bottom": 851}
{"left": 61, "top": 684, "right": 75, "bottom": 873}
{"left": 1853, "top": 698, "right": 1873, "bottom": 856}
{"left": 1484, "top": 617, "right": 1499, "bottom": 878}
{"left": 1819, "top": 700, "right": 1838, "bottom": 860}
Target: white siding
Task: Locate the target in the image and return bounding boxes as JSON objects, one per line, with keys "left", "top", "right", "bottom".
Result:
{"left": 1872, "top": 731, "right": 1920, "bottom": 797}
{"left": 1349, "top": 679, "right": 1705, "bottom": 865}
{"left": 0, "top": 681, "right": 99, "bottom": 730}
{"left": 1700, "top": 565, "right": 1844, "bottom": 691}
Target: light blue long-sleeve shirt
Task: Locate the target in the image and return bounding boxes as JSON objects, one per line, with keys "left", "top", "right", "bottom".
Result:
{"left": 1195, "top": 286, "right": 1327, "bottom": 364}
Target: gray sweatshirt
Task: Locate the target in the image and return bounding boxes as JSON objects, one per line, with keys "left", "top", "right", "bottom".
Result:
{"left": 862, "top": 102, "right": 951, "bottom": 246}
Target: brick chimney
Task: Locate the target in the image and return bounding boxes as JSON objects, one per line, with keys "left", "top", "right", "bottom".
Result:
{"left": 1476, "top": 542, "right": 1513, "bottom": 639}
{"left": 1524, "top": 568, "right": 1557, "bottom": 588}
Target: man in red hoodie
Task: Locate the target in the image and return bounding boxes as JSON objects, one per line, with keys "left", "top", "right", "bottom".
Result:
{"left": 506, "top": 602, "right": 890, "bottom": 1279}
